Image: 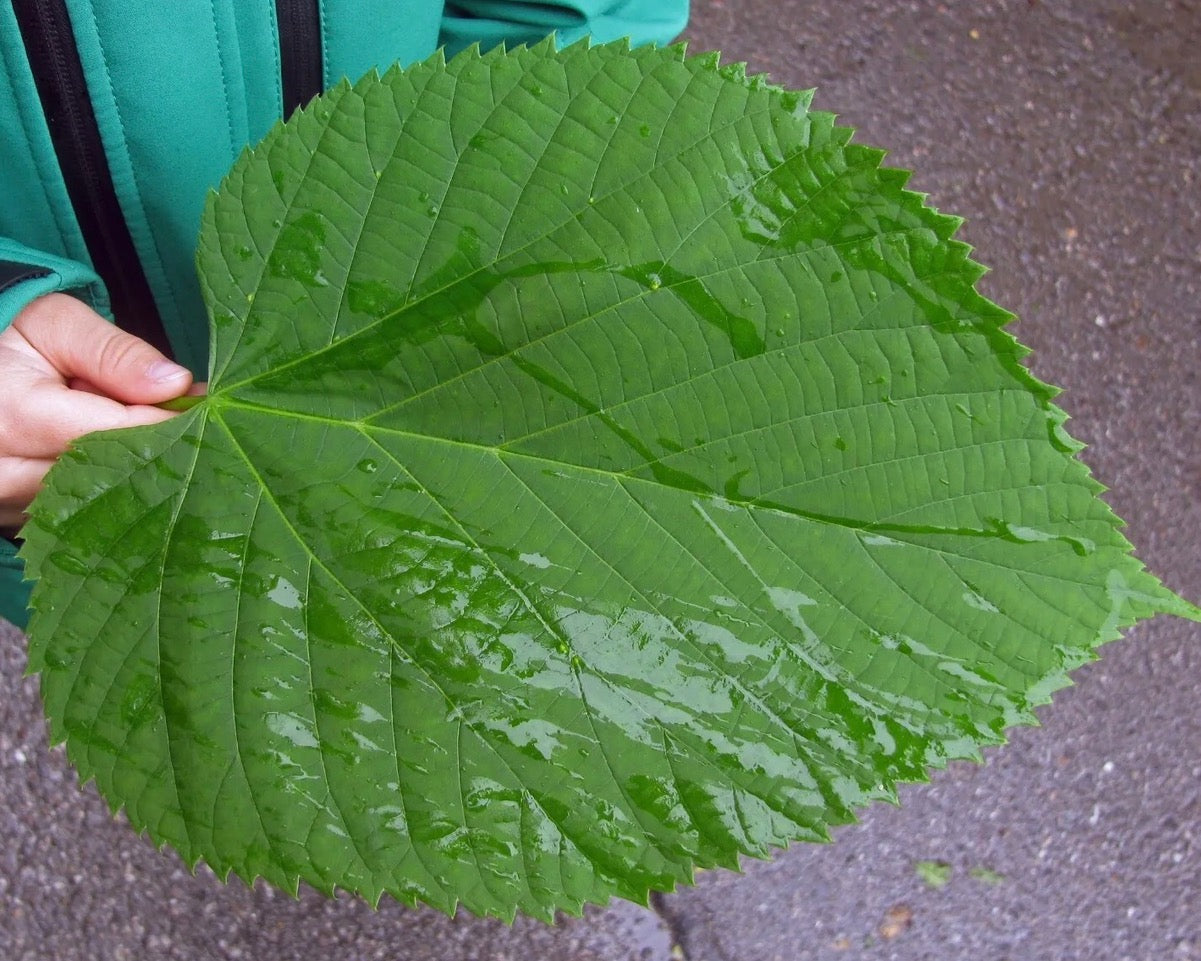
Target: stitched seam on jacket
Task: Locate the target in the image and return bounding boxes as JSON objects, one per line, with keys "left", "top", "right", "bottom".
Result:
{"left": 267, "top": 3, "right": 283, "bottom": 127}
{"left": 82, "top": 0, "right": 185, "bottom": 324}
{"left": 207, "top": 0, "right": 238, "bottom": 158}
{"left": 318, "top": 0, "right": 329, "bottom": 92}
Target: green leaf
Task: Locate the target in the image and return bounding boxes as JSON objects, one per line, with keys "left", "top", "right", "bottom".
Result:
{"left": 20, "top": 40, "right": 1198, "bottom": 920}
{"left": 915, "top": 860, "right": 953, "bottom": 889}
{"left": 969, "top": 866, "right": 1006, "bottom": 886}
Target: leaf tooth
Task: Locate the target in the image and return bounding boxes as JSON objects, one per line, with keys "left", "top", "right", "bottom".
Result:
{"left": 604, "top": 34, "right": 633, "bottom": 55}
{"left": 543, "top": 897, "right": 588, "bottom": 922}
{"left": 718, "top": 59, "right": 748, "bottom": 82}
{"left": 494, "top": 899, "right": 523, "bottom": 925}
{"left": 453, "top": 40, "right": 483, "bottom": 61}
{"left": 531, "top": 32, "right": 562, "bottom": 54}
{"left": 851, "top": 144, "right": 890, "bottom": 171}
{"left": 477, "top": 39, "right": 515, "bottom": 65}
{"left": 774, "top": 86, "right": 815, "bottom": 116}
{"left": 936, "top": 212, "right": 968, "bottom": 237}
{"left": 607, "top": 37, "right": 674, "bottom": 73}
{"left": 375, "top": 61, "right": 403, "bottom": 85}
{"left": 348, "top": 877, "right": 383, "bottom": 911}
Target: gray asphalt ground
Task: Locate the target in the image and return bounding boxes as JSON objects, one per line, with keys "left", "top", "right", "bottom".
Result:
{"left": 2, "top": 1, "right": 1199, "bottom": 958}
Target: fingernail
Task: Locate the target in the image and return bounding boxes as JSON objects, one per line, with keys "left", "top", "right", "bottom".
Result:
{"left": 147, "top": 360, "right": 190, "bottom": 383}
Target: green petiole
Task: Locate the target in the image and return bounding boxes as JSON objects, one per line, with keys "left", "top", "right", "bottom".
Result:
{"left": 156, "top": 394, "right": 206, "bottom": 412}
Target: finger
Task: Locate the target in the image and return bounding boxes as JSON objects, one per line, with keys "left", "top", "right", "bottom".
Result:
{"left": 71, "top": 377, "right": 208, "bottom": 398}
{"left": 5, "top": 380, "right": 177, "bottom": 460}
{"left": 13, "top": 294, "right": 192, "bottom": 405}
{"left": 0, "top": 457, "right": 55, "bottom": 527}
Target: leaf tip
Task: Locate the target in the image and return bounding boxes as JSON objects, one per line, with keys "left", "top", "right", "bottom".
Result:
{"left": 1137, "top": 585, "right": 1201, "bottom": 624}
{"left": 1179, "top": 599, "right": 1201, "bottom": 623}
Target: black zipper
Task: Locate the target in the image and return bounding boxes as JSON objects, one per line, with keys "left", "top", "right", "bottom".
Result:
{"left": 11, "top": 0, "right": 173, "bottom": 358}
{"left": 276, "top": 0, "right": 324, "bottom": 116}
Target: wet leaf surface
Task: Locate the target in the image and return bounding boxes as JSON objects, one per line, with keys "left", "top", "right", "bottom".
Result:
{"left": 19, "top": 40, "right": 1198, "bottom": 919}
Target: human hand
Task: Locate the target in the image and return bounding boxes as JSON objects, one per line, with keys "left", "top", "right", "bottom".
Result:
{"left": 0, "top": 293, "right": 194, "bottom": 533}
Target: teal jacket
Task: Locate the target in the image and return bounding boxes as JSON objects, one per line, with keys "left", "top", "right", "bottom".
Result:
{"left": 0, "top": 0, "right": 689, "bottom": 628}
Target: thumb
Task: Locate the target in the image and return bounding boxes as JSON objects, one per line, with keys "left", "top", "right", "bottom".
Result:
{"left": 13, "top": 293, "right": 192, "bottom": 405}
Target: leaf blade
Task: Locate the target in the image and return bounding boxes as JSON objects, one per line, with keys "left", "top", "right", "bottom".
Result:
{"left": 22, "top": 40, "right": 1197, "bottom": 918}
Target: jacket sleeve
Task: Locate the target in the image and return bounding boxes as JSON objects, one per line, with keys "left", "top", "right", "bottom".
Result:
{"left": 439, "top": 0, "right": 689, "bottom": 57}
{"left": 0, "top": 545, "right": 28, "bottom": 630}
{"left": 0, "top": 237, "right": 104, "bottom": 334}
{"left": 0, "top": 239, "right": 103, "bottom": 629}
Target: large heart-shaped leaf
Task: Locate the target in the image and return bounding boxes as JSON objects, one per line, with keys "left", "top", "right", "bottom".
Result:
{"left": 20, "top": 40, "right": 1197, "bottom": 919}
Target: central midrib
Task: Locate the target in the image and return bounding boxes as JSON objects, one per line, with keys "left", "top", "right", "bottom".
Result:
{"left": 208, "top": 398, "right": 1088, "bottom": 548}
